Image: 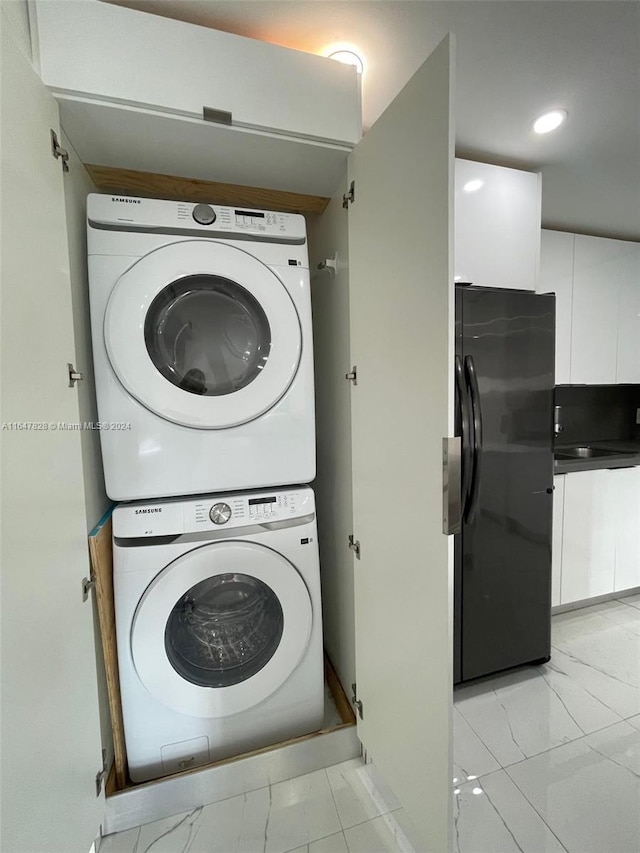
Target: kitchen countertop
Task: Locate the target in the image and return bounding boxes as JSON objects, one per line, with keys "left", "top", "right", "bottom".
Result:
{"left": 554, "top": 440, "right": 640, "bottom": 474}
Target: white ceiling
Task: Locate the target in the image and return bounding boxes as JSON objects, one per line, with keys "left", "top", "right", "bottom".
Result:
{"left": 108, "top": 0, "right": 640, "bottom": 241}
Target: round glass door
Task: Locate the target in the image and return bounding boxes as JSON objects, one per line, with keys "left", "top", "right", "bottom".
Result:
{"left": 145, "top": 275, "right": 271, "bottom": 398}
{"left": 131, "top": 541, "right": 313, "bottom": 718}
{"left": 165, "top": 573, "right": 283, "bottom": 688}
{"left": 105, "top": 240, "right": 302, "bottom": 429}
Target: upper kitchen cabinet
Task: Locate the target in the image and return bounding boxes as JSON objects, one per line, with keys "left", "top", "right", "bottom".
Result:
{"left": 571, "top": 235, "right": 640, "bottom": 385}
{"left": 454, "top": 159, "right": 541, "bottom": 291}
{"left": 29, "top": 0, "right": 362, "bottom": 196}
{"left": 616, "top": 243, "right": 640, "bottom": 383}
{"left": 571, "top": 235, "right": 623, "bottom": 384}
{"left": 537, "top": 230, "right": 574, "bottom": 384}
{"left": 539, "top": 230, "right": 640, "bottom": 385}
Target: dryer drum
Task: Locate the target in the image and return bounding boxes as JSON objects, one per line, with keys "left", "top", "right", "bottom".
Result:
{"left": 164, "top": 573, "right": 284, "bottom": 688}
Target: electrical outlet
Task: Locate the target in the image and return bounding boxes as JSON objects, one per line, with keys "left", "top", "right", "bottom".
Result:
{"left": 636, "top": 408, "right": 640, "bottom": 425}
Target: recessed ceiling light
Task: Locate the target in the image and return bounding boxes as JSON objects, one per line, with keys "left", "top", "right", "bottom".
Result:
{"left": 533, "top": 110, "right": 567, "bottom": 134}
{"left": 463, "top": 179, "right": 484, "bottom": 193}
{"left": 325, "top": 43, "right": 365, "bottom": 75}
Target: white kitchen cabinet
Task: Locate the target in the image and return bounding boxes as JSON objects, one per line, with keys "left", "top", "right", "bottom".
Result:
{"left": 551, "top": 474, "right": 565, "bottom": 607}
{"left": 571, "top": 235, "right": 629, "bottom": 384}
{"left": 454, "top": 158, "right": 541, "bottom": 290}
{"left": 540, "top": 230, "right": 640, "bottom": 386}
{"left": 30, "top": 0, "right": 360, "bottom": 198}
{"left": 559, "top": 467, "right": 640, "bottom": 605}
{"left": 561, "top": 469, "right": 616, "bottom": 603}
{"left": 613, "top": 467, "right": 640, "bottom": 592}
{"left": 615, "top": 243, "right": 640, "bottom": 383}
{"left": 4, "top": 6, "right": 455, "bottom": 850}
{"left": 537, "top": 230, "right": 574, "bottom": 384}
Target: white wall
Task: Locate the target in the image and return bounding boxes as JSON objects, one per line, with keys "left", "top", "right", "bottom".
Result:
{"left": 1, "top": 0, "right": 31, "bottom": 58}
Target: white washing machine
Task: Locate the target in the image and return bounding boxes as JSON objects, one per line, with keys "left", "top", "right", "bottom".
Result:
{"left": 113, "top": 486, "right": 324, "bottom": 784}
{"left": 87, "top": 194, "right": 315, "bottom": 501}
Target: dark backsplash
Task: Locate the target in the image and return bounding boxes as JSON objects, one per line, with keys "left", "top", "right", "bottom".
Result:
{"left": 554, "top": 385, "right": 640, "bottom": 444}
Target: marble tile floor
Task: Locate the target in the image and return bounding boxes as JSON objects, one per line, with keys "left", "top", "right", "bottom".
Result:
{"left": 99, "top": 595, "right": 640, "bottom": 853}
{"left": 453, "top": 594, "right": 640, "bottom": 853}
{"left": 98, "top": 757, "right": 414, "bottom": 853}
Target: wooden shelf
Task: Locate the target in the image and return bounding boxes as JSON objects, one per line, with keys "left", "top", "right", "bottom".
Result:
{"left": 86, "top": 165, "right": 330, "bottom": 216}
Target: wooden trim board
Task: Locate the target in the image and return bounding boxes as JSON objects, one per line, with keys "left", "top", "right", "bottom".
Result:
{"left": 88, "top": 509, "right": 127, "bottom": 790}
{"left": 85, "top": 165, "right": 330, "bottom": 215}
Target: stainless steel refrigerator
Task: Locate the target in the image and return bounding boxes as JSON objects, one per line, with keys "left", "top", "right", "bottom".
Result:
{"left": 454, "top": 285, "right": 556, "bottom": 685}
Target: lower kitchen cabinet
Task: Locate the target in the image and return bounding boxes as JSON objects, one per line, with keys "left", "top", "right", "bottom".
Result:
{"left": 554, "top": 467, "right": 640, "bottom": 606}
{"left": 551, "top": 475, "right": 565, "bottom": 607}
{"left": 613, "top": 467, "right": 640, "bottom": 592}
{"left": 560, "top": 469, "right": 616, "bottom": 604}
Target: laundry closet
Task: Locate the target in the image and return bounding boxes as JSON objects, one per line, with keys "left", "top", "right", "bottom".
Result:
{"left": 1, "top": 2, "right": 454, "bottom": 851}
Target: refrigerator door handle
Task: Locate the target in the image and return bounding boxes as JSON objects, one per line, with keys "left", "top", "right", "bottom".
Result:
{"left": 455, "top": 355, "right": 473, "bottom": 516}
{"left": 464, "top": 355, "right": 483, "bottom": 524}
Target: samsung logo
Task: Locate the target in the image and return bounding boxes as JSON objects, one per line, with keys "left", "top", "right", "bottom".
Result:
{"left": 111, "top": 197, "right": 141, "bottom": 204}
{"left": 135, "top": 507, "right": 162, "bottom": 515}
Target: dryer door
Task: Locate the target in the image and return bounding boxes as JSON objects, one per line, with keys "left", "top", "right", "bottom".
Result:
{"left": 104, "top": 240, "right": 302, "bottom": 428}
{"left": 131, "top": 540, "right": 313, "bottom": 718}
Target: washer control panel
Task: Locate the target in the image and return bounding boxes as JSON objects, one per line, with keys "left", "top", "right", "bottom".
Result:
{"left": 113, "top": 488, "right": 314, "bottom": 538}
{"left": 190, "top": 489, "right": 309, "bottom": 532}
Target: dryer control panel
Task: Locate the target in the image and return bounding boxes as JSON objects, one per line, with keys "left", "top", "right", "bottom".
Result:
{"left": 113, "top": 487, "right": 314, "bottom": 538}
{"left": 87, "top": 194, "right": 306, "bottom": 244}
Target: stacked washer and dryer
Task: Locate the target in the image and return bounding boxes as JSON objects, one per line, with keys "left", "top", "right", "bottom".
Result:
{"left": 87, "top": 194, "right": 324, "bottom": 783}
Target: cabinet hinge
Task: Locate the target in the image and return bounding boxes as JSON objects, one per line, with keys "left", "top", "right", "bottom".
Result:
{"left": 348, "top": 534, "right": 361, "bottom": 559}
{"left": 82, "top": 574, "right": 95, "bottom": 602}
{"left": 342, "top": 180, "right": 355, "bottom": 208}
{"left": 351, "top": 683, "right": 364, "bottom": 719}
{"left": 95, "top": 749, "right": 108, "bottom": 797}
{"left": 67, "top": 363, "right": 84, "bottom": 387}
{"left": 345, "top": 366, "right": 358, "bottom": 385}
{"left": 50, "top": 129, "right": 69, "bottom": 172}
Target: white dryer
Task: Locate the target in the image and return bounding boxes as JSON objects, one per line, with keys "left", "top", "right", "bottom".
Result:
{"left": 113, "top": 486, "right": 324, "bottom": 784}
{"left": 87, "top": 194, "right": 315, "bottom": 501}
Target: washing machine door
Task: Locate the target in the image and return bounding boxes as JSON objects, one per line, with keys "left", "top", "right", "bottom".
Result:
{"left": 131, "top": 540, "right": 313, "bottom": 718}
{"left": 104, "top": 240, "right": 302, "bottom": 428}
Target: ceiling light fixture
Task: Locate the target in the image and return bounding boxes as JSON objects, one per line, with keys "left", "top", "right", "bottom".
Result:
{"left": 463, "top": 179, "right": 484, "bottom": 193}
{"left": 325, "top": 43, "right": 365, "bottom": 75}
{"left": 533, "top": 109, "right": 567, "bottom": 134}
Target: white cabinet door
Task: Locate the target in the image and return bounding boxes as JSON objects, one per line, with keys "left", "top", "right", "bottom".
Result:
{"left": 538, "top": 230, "right": 574, "bottom": 385}
{"left": 561, "top": 470, "right": 616, "bottom": 603}
{"left": 613, "top": 467, "right": 640, "bottom": 592}
{"left": 571, "top": 235, "right": 625, "bottom": 384}
{"left": 454, "top": 159, "right": 541, "bottom": 290}
{"left": 615, "top": 243, "right": 640, "bottom": 383}
{"left": 552, "top": 475, "right": 565, "bottom": 607}
{"left": 348, "top": 36, "right": 454, "bottom": 852}
{"left": 32, "top": 0, "right": 360, "bottom": 145}
{"left": 0, "top": 14, "right": 103, "bottom": 852}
